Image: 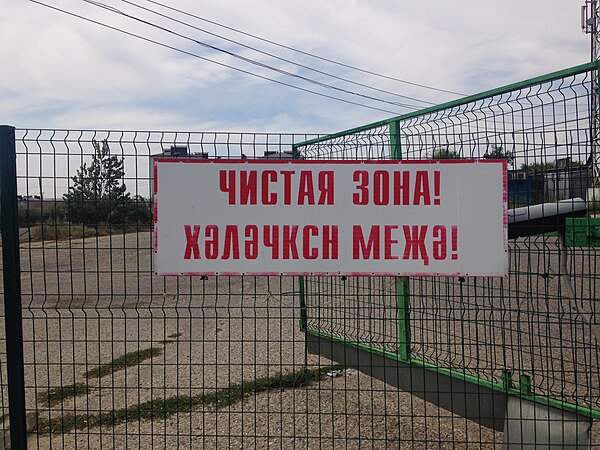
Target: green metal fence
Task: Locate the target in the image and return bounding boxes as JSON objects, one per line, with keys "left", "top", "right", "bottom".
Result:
{"left": 295, "top": 61, "right": 600, "bottom": 432}
{"left": 0, "top": 61, "right": 599, "bottom": 449}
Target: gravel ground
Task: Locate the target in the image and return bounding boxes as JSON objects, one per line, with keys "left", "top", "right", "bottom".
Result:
{"left": 0, "top": 231, "right": 596, "bottom": 448}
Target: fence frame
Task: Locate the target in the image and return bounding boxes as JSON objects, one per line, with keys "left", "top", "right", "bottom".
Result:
{"left": 293, "top": 60, "right": 600, "bottom": 423}
{"left": 0, "top": 61, "right": 599, "bottom": 448}
{"left": 0, "top": 125, "right": 27, "bottom": 449}
{"left": 295, "top": 60, "right": 600, "bottom": 150}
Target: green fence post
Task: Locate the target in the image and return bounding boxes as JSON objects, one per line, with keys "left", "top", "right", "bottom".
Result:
{"left": 389, "top": 120, "right": 411, "bottom": 361}
{"left": 292, "top": 142, "right": 308, "bottom": 332}
{"left": 0, "top": 126, "right": 28, "bottom": 449}
{"left": 298, "top": 276, "right": 307, "bottom": 332}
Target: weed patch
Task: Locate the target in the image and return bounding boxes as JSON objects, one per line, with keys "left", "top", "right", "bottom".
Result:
{"left": 85, "top": 347, "right": 163, "bottom": 379}
{"left": 39, "top": 383, "right": 91, "bottom": 407}
{"left": 38, "top": 365, "right": 343, "bottom": 434}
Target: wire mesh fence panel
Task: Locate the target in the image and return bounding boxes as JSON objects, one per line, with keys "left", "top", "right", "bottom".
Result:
{"left": 7, "top": 129, "right": 424, "bottom": 448}
{"left": 296, "top": 62, "right": 600, "bottom": 448}
{"left": 0, "top": 63, "right": 599, "bottom": 450}
{"left": 397, "top": 67, "right": 600, "bottom": 412}
{"left": 301, "top": 125, "right": 391, "bottom": 161}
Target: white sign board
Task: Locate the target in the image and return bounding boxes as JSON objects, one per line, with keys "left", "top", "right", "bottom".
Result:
{"left": 154, "top": 159, "right": 507, "bottom": 277}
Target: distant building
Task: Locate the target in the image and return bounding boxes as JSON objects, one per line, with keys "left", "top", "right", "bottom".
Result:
{"left": 507, "top": 160, "right": 593, "bottom": 206}
{"left": 17, "top": 195, "right": 63, "bottom": 210}
{"left": 149, "top": 147, "right": 302, "bottom": 197}
{"left": 257, "top": 151, "right": 299, "bottom": 160}
{"left": 507, "top": 170, "right": 542, "bottom": 206}
{"left": 543, "top": 165, "right": 593, "bottom": 202}
{"left": 152, "top": 146, "right": 300, "bottom": 161}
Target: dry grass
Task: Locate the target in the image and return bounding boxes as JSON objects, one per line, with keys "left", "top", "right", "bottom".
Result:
{"left": 21, "top": 224, "right": 108, "bottom": 242}
{"left": 20, "top": 223, "right": 151, "bottom": 243}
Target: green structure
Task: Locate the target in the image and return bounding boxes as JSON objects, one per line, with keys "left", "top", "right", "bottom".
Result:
{"left": 294, "top": 62, "right": 600, "bottom": 443}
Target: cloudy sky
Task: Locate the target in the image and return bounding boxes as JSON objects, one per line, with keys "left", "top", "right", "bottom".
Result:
{"left": 1, "top": 0, "right": 592, "bottom": 134}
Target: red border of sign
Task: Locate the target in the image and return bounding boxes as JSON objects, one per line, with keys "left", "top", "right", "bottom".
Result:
{"left": 154, "top": 159, "right": 508, "bottom": 277}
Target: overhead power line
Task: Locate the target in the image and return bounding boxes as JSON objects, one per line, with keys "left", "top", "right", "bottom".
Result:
{"left": 140, "top": 0, "right": 466, "bottom": 97}
{"left": 28, "top": 0, "right": 404, "bottom": 115}
{"left": 118, "top": 0, "right": 436, "bottom": 107}
{"left": 83, "top": 0, "right": 423, "bottom": 110}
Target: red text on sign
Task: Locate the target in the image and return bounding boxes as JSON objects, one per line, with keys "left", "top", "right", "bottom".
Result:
{"left": 183, "top": 224, "right": 338, "bottom": 260}
{"left": 219, "top": 170, "right": 334, "bottom": 206}
{"left": 352, "top": 224, "right": 458, "bottom": 266}
{"left": 352, "top": 170, "right": 441, "bottom": 206}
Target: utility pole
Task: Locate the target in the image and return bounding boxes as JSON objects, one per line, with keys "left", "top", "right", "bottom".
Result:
{"left": 582, "top": 1, "right": 600, "bottom": 60}
{"left": 583, "top": 1, "right": 600, "bottom": 199}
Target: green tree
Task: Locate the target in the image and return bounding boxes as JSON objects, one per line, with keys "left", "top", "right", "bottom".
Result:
{"left": 520, "top": 158, "right": 584, "bottom": 173}
{"left": 63, "top": 140, "right": 131, "bottom": 225}
{"left": 128, "top": 195, "right": 153, "bottom": 225}
{"left": 520, "top": 161, "right": 555, "bottom": 173}
{"left": 429, "top": 147, "right": 462, "bottom": 159}
{"left": 484, "top": 146, "right": 515, "bottom": 167}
